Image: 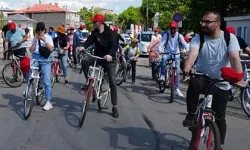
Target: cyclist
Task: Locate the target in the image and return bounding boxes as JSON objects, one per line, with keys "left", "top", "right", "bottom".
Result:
{"left": 2, "top": 20, "right": 12, "bottom": 60}
{"left": 28, "top": 22, "right": 54, "bottom": 111}
{"left": 148, "top": 37, "right": 161, "bottom": 79}
{"left": 158, "top": 21, "right": 189, "bottom": 97}
{"left": 48, "top": 27, "right": 57, "bottom": 39}
{"left": 54, "top": 26, "right": 70, "bottom": 85}
{"left": 182, "top": 11, "right": 243, "bottom": 149}
{"left": 121, "top": 38, "right": 140, "bottom": 84}
{"left": 4, "top": 21, "right": 28, "bottom": 60}
{"left": 225, "top": 26, "right": 250, "bottom": 55}
{"left": 80, "top": 14, "right": 119, "bottom": 118}
{"left": 151, "top": 28, "right": 162, "bottom": 41}
{"left": 67, "top": 26, "right": 75, "bottom": 59}
{"left": 72, "top": 24, "right": 84, "bottom": 68}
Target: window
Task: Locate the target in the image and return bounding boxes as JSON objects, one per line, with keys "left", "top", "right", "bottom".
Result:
{"left": 140, "top": 34, "right": 152, "bottom": 42}
{"left": 237, "top": 27, "right": 242, "bottom": 37}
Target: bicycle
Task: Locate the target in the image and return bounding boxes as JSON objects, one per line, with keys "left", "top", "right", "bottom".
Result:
{"left": 187, "top": 71, "right": 244, "bottom": 150}
{"left": 115, "top": 55, "right": 132, "bottom": 86}
{"left": 2, "top": 46, "right": 26, "bottom": 88}
{"left": 67, "top": 41, "right": 74, "bottom": 68}
{"left": 79, "top": 51, "right": 110, "bottom": 127}
{"left": 158, "top": 52, "right": 180, "bottom": 103}
{"left": 230, "top": 60, "right": 250, "bottom": 117}
{"left": 23, "top": 59, "right": 53, "bottom": 120}
{"left": 51, "top": 53, "right": 62, "bottom": 83}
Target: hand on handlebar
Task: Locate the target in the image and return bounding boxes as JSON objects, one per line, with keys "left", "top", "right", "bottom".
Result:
{"left": 78, "top": 47, "right": 85, "bottom": 51}
{"left": 104, "top": 55, "right": 112, "bottom": 62}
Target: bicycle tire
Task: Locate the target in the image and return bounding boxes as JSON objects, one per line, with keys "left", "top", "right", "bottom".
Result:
{"left": 2, "top": 63, "right": 24, "bottom": 88}
{"left": 98, "top": 74, "right": 110, "bottom": 110}
{"left": 79, "top": 80, "right": 94, "bottom": 127}
{"left": 240, "top": 88, "right": 250, "bottom": 117}
{"left": 170, "top": 70, "right": 175, "bottom": 103}
{"left": 189, "top": 119, "right": 221, "bottom": 150}
{"left": 115, "top": 68, "right": 126, "bottom": 86}
{"left": 36, "top": 78, "right": 44, "bottom": 106}
{"left": 153, "top": 65, "right": 160, "bottom": 81}
{"left": 24, "top": 80, "right": 36, "bottom": 120}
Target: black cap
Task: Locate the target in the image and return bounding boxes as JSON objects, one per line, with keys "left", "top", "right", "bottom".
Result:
{"left": 36, "top": 22, "right": 45, "bottom": 29}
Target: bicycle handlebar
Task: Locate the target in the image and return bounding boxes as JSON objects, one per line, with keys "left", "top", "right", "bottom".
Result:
{"left": 83, "top": 50, "right": 106, "bottom": 60}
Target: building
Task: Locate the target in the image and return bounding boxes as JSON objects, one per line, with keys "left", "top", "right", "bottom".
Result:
{"left": 225, "top": 14, "right": 250, "bottom": 45}
{"left": 94, "top": 7, "right": 114, "bottom": 15}
{"left": 0, "top": 7, "right": 15, "bottom": 18}
{"left": 8, "top": 3, "right": 81, "bottom": 29}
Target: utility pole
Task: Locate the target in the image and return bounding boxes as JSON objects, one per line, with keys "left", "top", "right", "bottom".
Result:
{"left": 146, "top": 0, "right": 148, "bottom": 31}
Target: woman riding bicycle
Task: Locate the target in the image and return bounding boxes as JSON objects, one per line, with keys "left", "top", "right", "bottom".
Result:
{"left": 53, "top": 26, "right": 70, "bottom": 85}
{"left": 121, "top": 38, "right": 140, "bottom": 84}
{"left": 28, "top": 22, "right": 54, "bottom": 111}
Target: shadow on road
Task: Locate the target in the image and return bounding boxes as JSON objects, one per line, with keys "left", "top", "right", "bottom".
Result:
{"left": 102, "top": 126, "right": 189, "bottom": 150}
{"left": 1, "top": 94, "right": 24, "bottom": 120}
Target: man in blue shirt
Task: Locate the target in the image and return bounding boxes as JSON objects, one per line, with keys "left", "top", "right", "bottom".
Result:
{"left": 4, "top": 21, "right": 28, "bottom": 58}
{"left": 47, "top": 27, "right": 57, "bottom": 39}
{"left": 72, "top": 24, "right": 85, "bottom": 68}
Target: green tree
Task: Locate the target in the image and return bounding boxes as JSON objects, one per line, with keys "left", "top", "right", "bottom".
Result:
{"left": 187, "top": 0, "right": 250, "bottom": 32}
{"left": 0, "top": 12, "right": 6, "bottom": 30}
{"left": 104, "top": 13, "right": 117, "bottom": 22}
{"left": 79, "top": 7, "right": 99, "bottom": 31}
{"left": 117, "top": 6, "right": 142, "bottom": 30}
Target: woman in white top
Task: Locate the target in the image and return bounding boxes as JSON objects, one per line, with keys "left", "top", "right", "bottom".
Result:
{"left": 28, "top": 22, "right": 54, "bottom": 111}
{"left": 151, "top": 28, "right": 162, "bottom": 41}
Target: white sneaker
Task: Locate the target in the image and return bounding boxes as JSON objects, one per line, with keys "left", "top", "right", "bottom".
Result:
{"left": 43, "top": 101, "right": 53, "bottom": 111}
{"left": 160, "top": 75, "right": 165, "bottom": 81}
{"left": 175, "top": 89, "right": 184, "bottom": 97}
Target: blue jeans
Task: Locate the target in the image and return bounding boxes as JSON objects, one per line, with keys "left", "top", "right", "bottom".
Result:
{"left": 160, "top": 54, "right": 181, "bottom": 89}
{"left": 52, "top": 50, "right": 68, "bottom": 77}
{"left": 27, "top": 54, "right": 52, "bottom": 100}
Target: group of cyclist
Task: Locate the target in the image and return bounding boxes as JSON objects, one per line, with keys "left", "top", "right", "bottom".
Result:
{"left": 2, "top": 10, "right": 250, "bottom": 149}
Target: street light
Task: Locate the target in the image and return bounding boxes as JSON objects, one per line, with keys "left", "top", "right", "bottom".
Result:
{"left": 146, "top": 0, "right": 148, "bottom": 31}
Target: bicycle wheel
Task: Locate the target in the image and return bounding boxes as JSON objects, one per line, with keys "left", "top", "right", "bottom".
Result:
{"left": 24, "top": 80, "right": 36, "bottom": 120}
{"left": 36, "top": 78, "right": 44, "bottom": 106}
{"left": 189, "top": 119, "right": 221, "bottom": 150}
{"left": 98, "top": 74, "right": 110, "bottom": 110}
{"left": 2, "top": 62, "right": 24, "bottom": 88}
{"left": 240, "top": 88, "right": 250, "bottom": 117}
{"left": 169, "top": 69, "right": 175, "bottom": 103}
{"left": 153, "top": 65, "right": 160, "bottom": 81}
{"left": 115, "top": 68, "right": 126, "bottom": 86}
{"left": 79, "top": 80, "right": 94, "bottom": 127}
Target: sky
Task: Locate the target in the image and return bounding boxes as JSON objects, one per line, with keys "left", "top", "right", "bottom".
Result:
{"left": 0, "top": 0, "right": 142, "bottom": 14}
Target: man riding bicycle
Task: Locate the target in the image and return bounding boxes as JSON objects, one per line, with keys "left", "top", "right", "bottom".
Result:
{"left": 158, "top": 21, "right": 189, "bottom": 97}
{"left": 183, "top": 11, "right": 243, "bottom": 149}
{"left": 80, "top": 14, "right": 119, "bottom": 118}
{"left": 4, "top": 21, "right": 28, "bottom": 60}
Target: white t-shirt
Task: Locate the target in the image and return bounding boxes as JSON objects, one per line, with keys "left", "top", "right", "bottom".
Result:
{"left": 151, "top": 34, "right": 162, "bottom": 41}
{"left": 32, "top": 34, "right": 54, "bottom": 54}
{"left": 190, "top": 31, "right": 240, "bottom": 90}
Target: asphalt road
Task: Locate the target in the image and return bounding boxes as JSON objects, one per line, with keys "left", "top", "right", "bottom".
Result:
{"left": 0, "top": 53, "right": 249, "bottom": 150}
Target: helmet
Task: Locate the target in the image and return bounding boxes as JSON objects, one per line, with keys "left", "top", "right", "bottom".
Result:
{"left": 226, "top": 26, "right": 235, "bottom": 34}
{"left": 69, "top": 26, "right": 75, "bottom": 30}
{"left": 154, "top": 28, "right": 160, "bottom": 32}
{"left": 169, "top": 21, "right": 178, "bottom": 29}
{"left": 131, "top": 38, "right": 139, "bottom": 43}
{"left": 91, "top": 14, "right": 105, "bottom": 23}
{"left": 8, "top": 22, "right": 16, "bottom": 30}
{"left": 79, "top": 24, "right": 85, "bottom": 29}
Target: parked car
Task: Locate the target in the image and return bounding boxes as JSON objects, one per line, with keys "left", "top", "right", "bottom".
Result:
{"left": 137, "top": 31, "right": 154, "bottom": 56}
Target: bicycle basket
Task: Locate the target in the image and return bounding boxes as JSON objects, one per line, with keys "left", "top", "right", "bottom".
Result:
{"left": 88, "top": 66, "right": 100, "bottom": 79}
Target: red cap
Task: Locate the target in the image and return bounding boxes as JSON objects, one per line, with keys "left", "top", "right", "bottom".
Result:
{"left": 8, "top": 22, "right": 16, "bottom": 30}
{"left": 91, "top": 14, "right": 105, "bottom": 23}
{"left": 69, "top": 26, "right": 75, "bottom": 30}
{"left": 154, "top": 28, "right": 160, "bottom": 32}
{"left": 79, "top": 24, "right": 84, "bottom": 29}
{"left": 113, "top": 26, "right": 118, "bottom": 31}
{"left": 226, "top": 26, "right": 235, "bottom": 34}
{"left": 169, "top": 21, "right": 178, "bottom": 29}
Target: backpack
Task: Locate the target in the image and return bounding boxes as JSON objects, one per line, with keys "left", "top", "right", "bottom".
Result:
{"left": 194, "top": 31, "right": 230, "bottom": 64}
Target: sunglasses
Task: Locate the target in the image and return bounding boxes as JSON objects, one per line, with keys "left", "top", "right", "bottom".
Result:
{"left": 36, "top": 28, "right": 45, "bottom": 32}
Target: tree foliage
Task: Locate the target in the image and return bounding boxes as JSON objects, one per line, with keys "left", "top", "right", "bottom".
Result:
{"left": 79, "top": 7, "right": 99, "bottom": 31}
{"left": 0, "top": 12, "right": 5, "bottom": 29}
{"left": 117, "top": 6, "right": 142, "bottom": 30}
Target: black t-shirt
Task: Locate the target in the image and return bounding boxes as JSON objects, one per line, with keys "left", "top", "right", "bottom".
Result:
{"left": 2, "top": 25, "right": 9, "bottom": 37}
{"left": 237, "top": 36, "right": 248, "bottom": 50}
{"left": 53, "top": 36, "right": 68, "bottom": 49}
